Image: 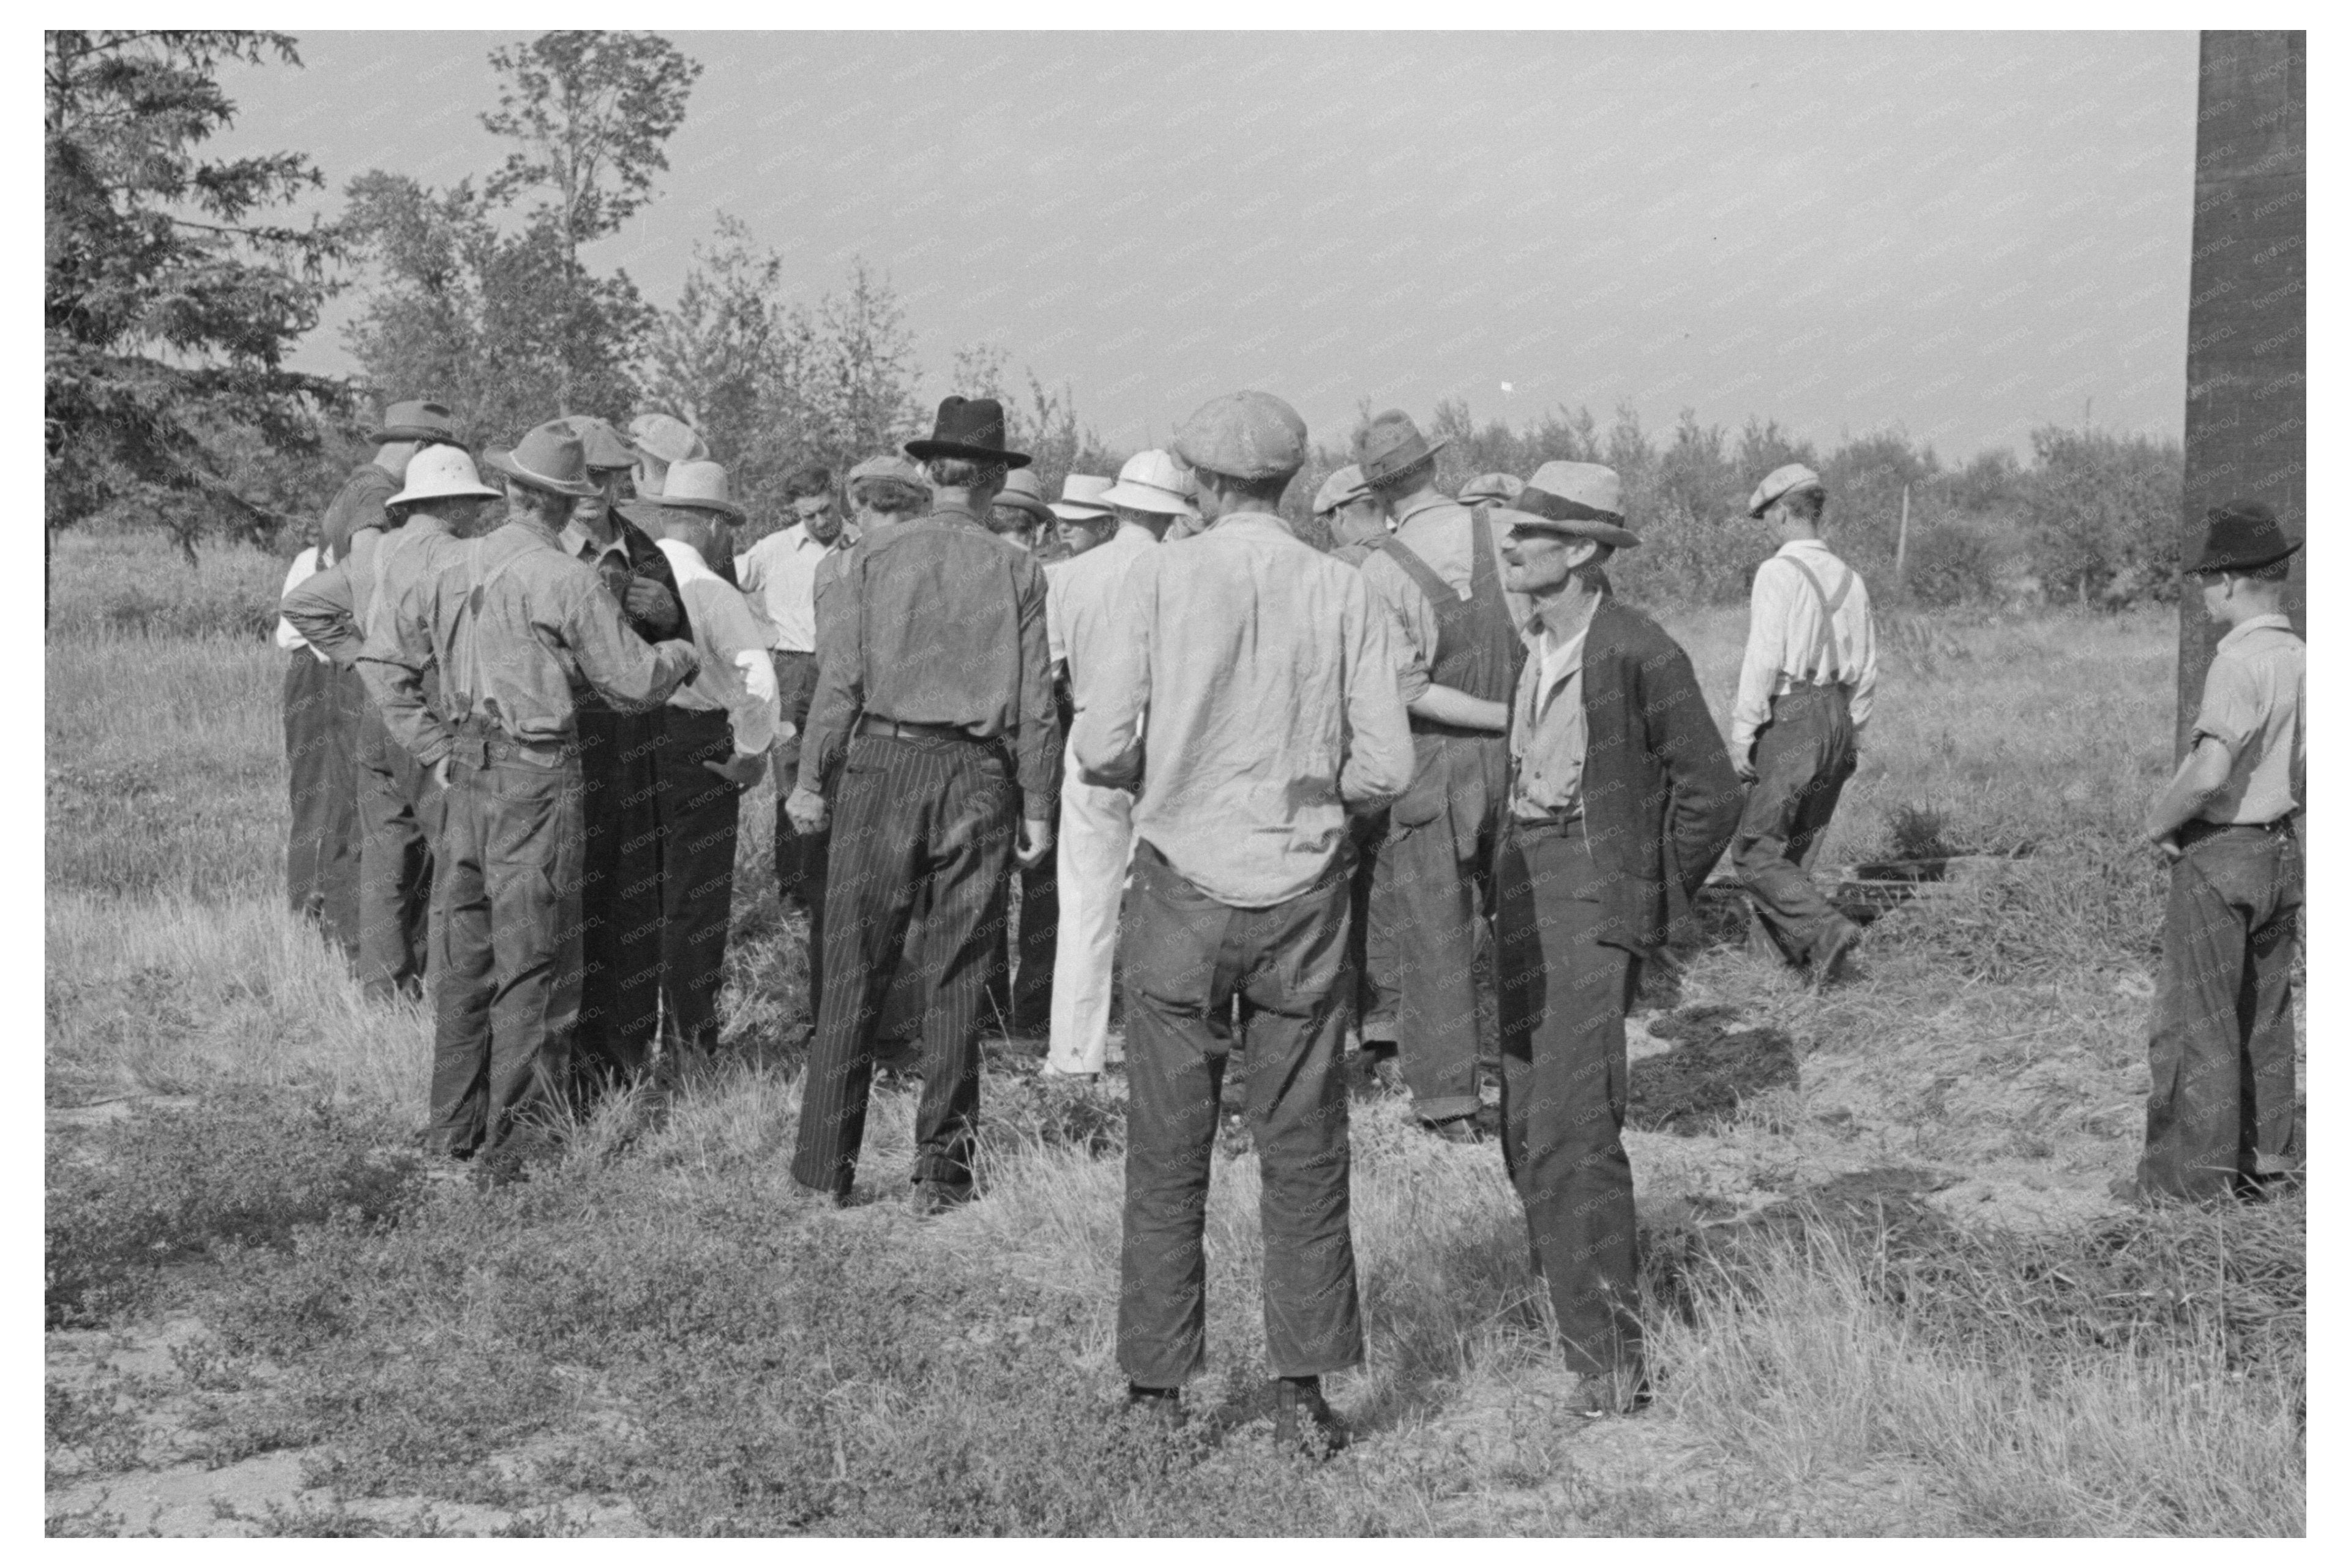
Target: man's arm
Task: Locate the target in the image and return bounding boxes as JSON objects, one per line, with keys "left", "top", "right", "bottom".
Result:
{"left": 1069, "top": 556, "right": 1153, "bottom": 789}
{"left": 1411, "top": 684, "right": 1510, "bottom": 732}
{"left": 1643, "top": 637, "right": 1743, "bottom": 894}
{"left": 1847, "top": 587, "right": 1880, "bottom": 733}
{"left": 355, "top": 574, "right": 455, "bottom": 769}
{"left": 1011, "top": 556, "right": 1063, "bottom": 834}
{"left": 1337, "top": 578, "right": 1416, "bottom": 805}
{"left": 1729, "top": 560, "right": 1788, "bottom": 772}
{"left": 794, "top": 551, "right": 865, "bottom": 799}
{"left": 563, "top": 573, "right": 698, "bottom": 711}
{"left": 2144, "top": 738, "right": 2234, "bottom": 847}
{"left": 281, "top": 561, "right": 364, "bottom": 668}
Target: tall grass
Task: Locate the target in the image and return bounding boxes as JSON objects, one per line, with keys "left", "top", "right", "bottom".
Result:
{"left": 46, "top": 532, "right": 2300, "bottom": 1536}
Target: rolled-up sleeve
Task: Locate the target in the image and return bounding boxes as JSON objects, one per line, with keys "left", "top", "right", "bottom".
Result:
{"left": 2191, "top": 656, "right": 2259, "bottom": 757}
{"left": 1337, "top": 577, "right": 1415, "bottom": 804}
{"left": 281, "top": 562, "right": 362, "bottom": 667}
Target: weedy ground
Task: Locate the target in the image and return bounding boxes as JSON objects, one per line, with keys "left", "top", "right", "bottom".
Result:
{"left": 45, "top": 530, "right": 2303, "bottom": 1536}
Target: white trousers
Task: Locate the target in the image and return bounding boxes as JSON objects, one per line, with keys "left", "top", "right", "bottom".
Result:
{"left": 1047, "top": 738, "right": 1136, "bottom": 1075}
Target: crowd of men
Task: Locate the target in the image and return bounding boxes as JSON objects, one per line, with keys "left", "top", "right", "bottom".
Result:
{"left": 277, "top": 387, "right": 2302, "bottom": 1446}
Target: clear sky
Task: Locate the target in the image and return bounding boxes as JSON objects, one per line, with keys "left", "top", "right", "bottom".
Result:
{"left": 215, "top": 29, "right": 2198, "bottom": 464}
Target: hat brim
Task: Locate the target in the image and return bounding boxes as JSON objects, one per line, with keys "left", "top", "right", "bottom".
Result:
{"left": 659, "top": 493, "right": 747, "bottom": 524}
{"left": 1050, "top": 502, "right": 1116, "bottom": 523}
{"left": 1097, "top": 480, "right": 1195, "bottom": 515}
{"left": 1491, "top": 506, "right": 1641, "bottom": 550}
{"left": 386, "top": 480, "right": 500, "bottom": 507}
{"left": 903, "top": 439, "right": 1033, "bottom": 469}
{"left": 993, "top": 494, "right": 1056, "bottom": 524}
{"left": 482, "top": 448, "right": 598, "bottom": 499}
{"left": 2190, "top": 539, "right": 2302, "bottom": 575}
{"left": 1359, "top": 436, "right": 1449, "bottom": 486}
{"left": 1747, "top": 481, "right": 1824, "bottom": 519}
{"left": 370, "top": 425, "right": 457, "bottom": 445}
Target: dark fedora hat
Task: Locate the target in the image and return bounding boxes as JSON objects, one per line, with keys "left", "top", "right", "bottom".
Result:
{"left": 369, "top": 398, "right": 458, "bottom": 444}
{"left": 1357, "top": 408, "right": 1448, "bottom": 487}
{"left": 2189, "top": 499, "right": 2301, "bottom": 575}
{"left": 904, "top": 397, "right": 1033, "bottom": 469}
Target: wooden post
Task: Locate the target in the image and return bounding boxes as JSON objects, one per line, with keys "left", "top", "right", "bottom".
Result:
{"left": 1895, "top": 483, "right": 1910, "bottom": 597}
{"left": 2179, "top": 31, "right": 2304, "bottom": 756}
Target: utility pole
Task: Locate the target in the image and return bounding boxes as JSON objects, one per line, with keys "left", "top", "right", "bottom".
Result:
{"left": 1896, "top": 483, "right": 1910, "bottom": 598}
{"left": 2179, "top": 31, "right": 2304, "bottom": 755}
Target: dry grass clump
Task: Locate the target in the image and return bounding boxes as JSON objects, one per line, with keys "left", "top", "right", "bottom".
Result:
{"left": 48, "top": 529, "right": 288, "bottom": 642}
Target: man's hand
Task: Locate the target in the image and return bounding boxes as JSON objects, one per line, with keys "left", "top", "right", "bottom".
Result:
{"left": 785, "top": 783, "right": 830, "bottom": 837}
{"left": 432, "top": 757, "right": 452, "bottom": 790}
{"left": 702, "top": 751, "right": 767, "bottom": 790}
{"left": 1735, "top": 752, "right": 1759, "bottom": 785}
{"left": 624, "top": 576, "right": 681, "bottom": 633}
{"left": 1016, "top": 814, "right": 1055, "bottom": 868}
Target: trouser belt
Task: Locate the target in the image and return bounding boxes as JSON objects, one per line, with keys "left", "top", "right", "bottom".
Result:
{"left": 858, "top": 714, "right": 989, "bottom": 743}
{"left": 449, "top": 720, "right": 574, "bottom": 769}
{"left": 2178, "top": 816, "right": 2296, "bottom": 849}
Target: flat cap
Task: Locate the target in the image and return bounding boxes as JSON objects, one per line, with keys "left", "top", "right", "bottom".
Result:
{"left": 1457, "top": 471, "right": 1525, "bottom": 509}
{"left": 549, "top": 414, "right": 640, "bottom": 474}
{"left": 847, "top": 454, "right": 931, "bottom": 492}
{"left": 1747, "top": 463, "right": 1823, "bottom": 519}
{"left": 1312, "top": 464, "right": 1372, "bottom": 517}
{"left": 1173, "top": 390, "right": 1308, "bottom": 483}
{"left": 627, "top": 413, "right": 707, "bottom": 468}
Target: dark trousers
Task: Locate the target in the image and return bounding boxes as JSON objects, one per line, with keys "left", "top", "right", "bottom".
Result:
{"left": 986, "top": 848, "right": 1058, "bottom": 1031}
{"left": 427, "top": 742, "right": 584, "bottom": 1157}
{"left": 791, "top": 733, "right": 1017, "bottom": 1193}
{"left": 354, "top": 703, "right": 442, "bottom": 1002}
{"left": 1366, "top": 736, "right": 1504, "bottom": 1122}
{"left": 575, "top": 705, "right": 664, "bottom": 1081}
{"left": 1346, "top": 808, "right": 1396, "bottom": 1042}
{"left": 656, "top": 708, "right": 742, "bottom": 1056}
{"left": 1734, "top": 684, "right": 1857, "bottom": 965}
{"left": 1117, "top": 840, "right": 1362, "bottom": 1387}
{"left": 2137, "top": 825, "right": 2303, "bottom": 1200}
{"left": 772, "top": 651, "right": 829, "bottom": 1023}
{"left": 283, "top": 654, "right": 361, "bottom": 959}
{"left": 1494, "top": 822, "right": 1643, "bottom": 1379}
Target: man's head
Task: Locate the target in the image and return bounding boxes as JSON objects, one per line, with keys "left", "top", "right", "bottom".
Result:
{"left": 1050, "top": 474, "right": 1118, "bottom": 555}
{"left": 1172, "top": 392, "right": 1307, "bottom": 525}
{"left": 628, "top": 411, "right": 707, "bottom": 498}
{"left": 1748, "top": 463, "right": 1826, "bottom": 539}
{"left": 2189, "top": 500, "right": 2300, "bottom": 626}
{"left": 1493, "top": 461, "right": 1641, "bottom": 600}
{"left": 369, "top": 399, "right": 460, "bottom": 474}
{"left": 988, "top": 469, "right": 1056, "bottom": 550}
{"left": 921, "top": 457, "right": 1007, "bottom": 512}
{"left": 904, "top": 396, "right": 1030, "bottom": 514}
{"left": 1096, "top": 450, "right": 1197, "bottom": 539}
{"left": 483, "top": 424, "right": 599, "bottom": 529}
{"left": 658, "top": 460, "right": 746, "bottom": 562}
{"left": 784, "top": 465, "right": 841, "bottom": 543}
{"left": 1356, "top": 409, "right": 1448, "bottom": 505}
{"left": 1312, "top": 463, "right": 1385, "bottom": 548}
{"left": 847, "top": 454, "right": 929, "bottom": 533}
{"left": 543, "top": 416, "right": 640, "bottom": 536}
{"left": 386, "top": 445, "right": 501, "bottom": 537}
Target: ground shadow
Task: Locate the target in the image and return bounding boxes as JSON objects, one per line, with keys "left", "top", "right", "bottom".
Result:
{"left": 1628, "top": 1007, "right": 1800, "bottom": 1135}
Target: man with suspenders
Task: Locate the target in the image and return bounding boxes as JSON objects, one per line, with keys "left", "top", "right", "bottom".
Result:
{"left": 1730, "top": 463, "right": 1880, "bottom": 985}
{"left": 1353, "top": 410, "right": 1528, "bottom": 1140}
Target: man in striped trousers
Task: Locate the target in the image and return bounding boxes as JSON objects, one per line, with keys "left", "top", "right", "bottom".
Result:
{"left": 785, "top": 397, "right": 1060, "bottom": 1215}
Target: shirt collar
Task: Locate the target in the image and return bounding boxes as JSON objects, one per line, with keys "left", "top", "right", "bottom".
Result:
{"left": 928, "top": 501, "right": 984, "bottom": 529}
{"left": 1774, "top": 537, "right": 1832, "bottom": 559}
{"left": 559, "top": 520, "right": 629, "bottom": 562}
{"left": 1114, "top": 520, "right": 1159, "bottom": 548}
{"left": 1205, "top": 510, "right": 1295, "bottom": 538}
{"left": 1392, "top": 491, "right": 1457, "bottom": 528}
{"left": 2219, "top": 612, "right": 2295, "bottom": 651}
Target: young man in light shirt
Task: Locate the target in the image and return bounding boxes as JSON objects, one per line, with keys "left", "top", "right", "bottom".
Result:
{"left": 1729, "top": 463, "right": 1879, "bottom": 987}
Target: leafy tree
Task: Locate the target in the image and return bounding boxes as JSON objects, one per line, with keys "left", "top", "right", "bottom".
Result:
{"left": 2024, "top": 426, "right": 2183, "bottom": 606}
{"left": 45, "top": 29, "right": 349, "bottom": 559}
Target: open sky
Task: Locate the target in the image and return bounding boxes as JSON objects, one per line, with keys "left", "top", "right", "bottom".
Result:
{"left": 215, "top": 30, "right": 2199, "bottom": 463}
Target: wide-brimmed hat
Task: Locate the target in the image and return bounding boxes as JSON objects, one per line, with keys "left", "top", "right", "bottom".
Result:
{"left": 1100, "top": 450, "right": 1198, "bottom": 517}
{"left": 1747, "top": 462, "right": 1823, "bottom": 519}
{"left": 2189, "top": 500, "right": 2301, "bottom": 574}
{"left": 1457, "top": 471, "right": 1525, "bottom": 509}
{"left": 1357, "top": 409, "right": 1448, "bottom": 487}
{"left": 368, "top": 399, "right": 458, "bottom": 445}
{"left": 482, "top": 424, "right": 599, "bottom": 499}
{"left": 387, "top": 446, "right": 501, "bottom": 507}
{"left": 627, "top": 412, "right": 706, "bottom": 469}
{"left": 1050, "top": 474, "right": 1116, "bottom": 522}
{"left": 1492, "top": 461, "right": 1642, "bottom": 549}
{"left": 1312, "top": 464, "right": 1372, "bottom": 518}
{"left": 992, "top": 468, "right": 1056, "bottom": 527}
{"left": 548, "top": 415, "right": 640, "bottom": 474}
{"left": 658, "top": 460, "right": 746, "bottom": 523}
{"left": 1173, "top": 392, "right": 1307, "bottom": 483}
{"left": 905, "top": 397, "right": 1032, "bottom": 469}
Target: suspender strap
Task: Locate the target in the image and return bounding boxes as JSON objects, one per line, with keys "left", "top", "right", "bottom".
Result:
{"left": 1374, "top": 532, "right": 1456, "bottom": 617}
{"left": 1779, "top": 555, "right": 1850, "bottom": 686}
{"left": 452, "top": 539, "right": 531, "bottom": 731}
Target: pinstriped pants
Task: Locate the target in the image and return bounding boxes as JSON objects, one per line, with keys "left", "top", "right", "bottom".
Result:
{"left": 791, "top": 732, "right": 1017, "bottom": 1194}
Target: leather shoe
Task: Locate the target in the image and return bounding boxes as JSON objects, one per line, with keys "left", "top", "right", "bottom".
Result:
{"left": 1812, "top": 919, "right": 1862, "bottom": 991}
{"left": 1123, "top": 1383, "right": 1185, "bottom": 1429}
{"left": 1271, "top": 1376, "right": 1348, "bottom": 1458}
{"left": 906, "top": 1179, "right": 974, "bottom": 1219}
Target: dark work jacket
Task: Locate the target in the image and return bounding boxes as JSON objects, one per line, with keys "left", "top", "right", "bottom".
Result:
{"left": 319, "top": 463, "right": 398, "bottom": 565}
{"left": 1566, "top": 595, "right": 1743, "bottom": 954}
{"left": 577, "top": 506, "right": 687, "bottom": 717}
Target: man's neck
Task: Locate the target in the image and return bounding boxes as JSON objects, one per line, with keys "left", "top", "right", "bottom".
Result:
{"left": 1780, "top": 525, "right": 1823, "bottom": 547}
{"left": 1388, "top": 482, "right": 1444, "bottom": 518}
{"left": 1532, "top": 576, "right": 1603, "bottom": 641}
{"left": 1124, "top": 515, "right": 1170, "bottom": 544}
{"left": 2223, "top": 596, "right": 2285, "bottom": 632}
